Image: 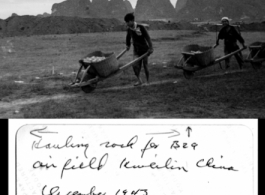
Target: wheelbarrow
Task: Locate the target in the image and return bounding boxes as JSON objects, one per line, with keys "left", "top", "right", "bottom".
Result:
{"left": 174, "top": 44, "right": 246, "bottom": 79}
{"left": 244, "top": 41, "right": 265, "bottom": 70}
{"left": 70, "top": 49, "right": 150, "bottom": 93}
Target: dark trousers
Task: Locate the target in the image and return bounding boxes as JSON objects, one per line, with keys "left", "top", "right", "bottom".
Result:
{"left": 224, "top": 43, "right": 243, "bottom": 67}
{"left": 133, "top": 49, "right": 149, "bottom": 81}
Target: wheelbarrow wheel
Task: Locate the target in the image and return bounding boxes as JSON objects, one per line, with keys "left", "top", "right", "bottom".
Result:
{"left": 183, "top": 70, "right": 194, "bottom": 79}
{"left": 80, "top": 70, "right": 98, "bottom": 93}
{"left": 251, "top": 62, "right": 262, "bottom": 70}
{"left": 81, "top": 83, "right": 97, "bottom": 93}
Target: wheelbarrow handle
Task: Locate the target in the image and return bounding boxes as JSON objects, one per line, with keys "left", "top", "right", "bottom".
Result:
{"left": 213, "top": 44, "right": 218, "bottom": 48}
{"left": 119, "top": 52, "right": 149, "bottom": 71}
{"left": 116, "top": 49, "right": 127, "bottom": 60}
{"left": 214, "top": 47, "right": 246, "bottom": 63}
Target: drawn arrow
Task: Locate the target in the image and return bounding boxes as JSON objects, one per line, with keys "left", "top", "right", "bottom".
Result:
{"left": 146, "top": 129, "right": 180, "bottom": 138}
{"left": 30, "top": 126, "right": 58, "bottom": 138}
{"left": 186, "top": 126, "right": 192, "bottom": 137}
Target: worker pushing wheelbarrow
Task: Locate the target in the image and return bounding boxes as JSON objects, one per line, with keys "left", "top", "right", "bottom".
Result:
{"left": 175, "top": 44, "right": 246, "bottom": 79}
{"left": 175, "top": 16, "right": 247, "bottom": 79}
{"left": 70, "top": 13, "right": 153, "bottom": 93}
{"left": 69, "top": 49, "right": 150, "bottom": 93}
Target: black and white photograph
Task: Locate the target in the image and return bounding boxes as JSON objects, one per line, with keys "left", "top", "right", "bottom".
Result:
{"left": 0, "top": 0, "right": 265, "bottom": 118}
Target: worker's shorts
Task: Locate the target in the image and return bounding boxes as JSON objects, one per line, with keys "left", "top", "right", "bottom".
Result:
{"left": 132, "top": 49, "right": 149, "bottom": 75}
{"left": 133, "top": 48, "right": 148, "bottom": 63}
{"left": 224, "top": 43, "right": 243, "bottom": 64}
{"left": 224, "top": 42, "right": 240, "bottom": 53}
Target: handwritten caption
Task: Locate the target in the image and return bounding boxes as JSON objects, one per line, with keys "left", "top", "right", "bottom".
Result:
{"left": 29, "top": 126, "right": 238, "bottom": 195}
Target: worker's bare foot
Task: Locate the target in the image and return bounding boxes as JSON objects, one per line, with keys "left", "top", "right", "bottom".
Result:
{"left": 134, "top": 81, "right": 142, "bottom": 86}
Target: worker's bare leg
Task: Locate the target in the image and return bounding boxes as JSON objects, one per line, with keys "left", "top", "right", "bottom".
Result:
{"left": 225, "top": 57, "right": 231, "bottom": 69}
{"left": 142, "top": 56, "right": 149, "bottom": 84}
{"left": 133, "top": 59, "right": 143, "bottom": 86}
{"left": 235, "top": 52, "right": 244, "bottom": 69}
{"left": 224, "top": 48, "right": 231, "bottom": 69}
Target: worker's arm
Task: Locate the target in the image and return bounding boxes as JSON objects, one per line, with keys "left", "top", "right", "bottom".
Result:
{"left": 126, "top": 29, "right": 131, "bottom": 51}
{"left": 215, "top": 30, "right": 222, "bottom": 46}
{"left": 233, "top": 27, "right": 246, "bottom": 48}
{"left": 215, "top": 26, "right": 227, "bottom": 46}
{"left": 140, "top": 25, "right": 154, "bottom": 54}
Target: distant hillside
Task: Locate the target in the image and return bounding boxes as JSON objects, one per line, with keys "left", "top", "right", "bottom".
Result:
{"left": 51, "top": 0, "right": 133, "bottom": 20}
{"left": 0, "top": 15, "right": 200, "bottom": 37}
{"left": 0, "top": 19, "right": 5, "bottom": 35}
{"left": 3, "top": 0, "right": 265, "bottom": 23}
{"left": 52, "top": 0, "right": 90, "bottom": 17}
{"left": 135, "top": 0, "right": 176, "bottom": 20}
{"left": 0, "top": 15, "right": 264, "bottom": 38}
{"left": 175, "top": 0, "right": 265, "bottom": 21}
{"left": 0, "top": 16, "right": 123, "bottom": 37}
{"left": 49, "top": 0, "right": 265, "bottom": 22}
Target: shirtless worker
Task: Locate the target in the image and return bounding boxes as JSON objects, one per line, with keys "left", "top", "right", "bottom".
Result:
{"left": 215, "top": 17, "right": 246, "bottom": 69}
{"left": 124, "top": 13, "right": 154, "bottom": 86}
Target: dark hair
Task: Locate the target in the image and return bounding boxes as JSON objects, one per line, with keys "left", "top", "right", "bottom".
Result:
{"left": 124, "top": 13, "right": 135, "bottom": 22}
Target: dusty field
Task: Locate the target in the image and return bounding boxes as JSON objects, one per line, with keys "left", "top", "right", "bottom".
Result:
{"left": 0, "top": 30, "right": 265, "bottom": 118}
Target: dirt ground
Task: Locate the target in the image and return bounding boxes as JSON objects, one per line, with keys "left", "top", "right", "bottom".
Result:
{"left": 0, "top": 30, "right": 265, "bottom": 118}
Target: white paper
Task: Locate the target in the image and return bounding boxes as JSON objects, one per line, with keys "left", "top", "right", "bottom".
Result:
{"left": 9, "top": 120, "right": 257, "bottom": 195}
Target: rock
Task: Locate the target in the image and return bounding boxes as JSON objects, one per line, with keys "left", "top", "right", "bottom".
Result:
{"left": 0, "top": 19, "right": 5, "bottom": 36}
{"left": 175, "top": 0, "right": 265, "bottom": 21}
{"left": 3, "top": 15, "right": 39, "bottom": 36}
{"left": 14, "top": 110, "right": 20, "bottom": 114}
{"left": 91, "top": 0, "right": 134, "bottom": 19}
{"left": 108, "top": 0, "right": 133, "bottom": 19}
{"left": 51, "top": 0, "right": 91, "bottom": 17}
{"left": 175, "top": 0, "right": 187, "bottom": 14}
{"left": 124, "top": 0, "right": 134, "bottom": 13}
{"left": 89, "top": 0, "right": 109, "bottom": 18}
{"left": 37, "top": 12, "right": 51, "bottom": 18}
{"left": 135, "top": 0, "right": 176, "bottom": 21}
{"left": 51, "top": 0, "right": 134, "bottom": 20}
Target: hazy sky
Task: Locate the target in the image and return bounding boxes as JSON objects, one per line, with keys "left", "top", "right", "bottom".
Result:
{"left": 0, "top": 0, "right": 178, "bottom": 20}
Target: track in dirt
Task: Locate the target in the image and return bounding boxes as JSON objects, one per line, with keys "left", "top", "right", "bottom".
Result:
{"left": 0, "top": 78, "right": 182, "bottom": 110}
{"left": 0, "top": 69, "right": 245, "bottom": 114}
